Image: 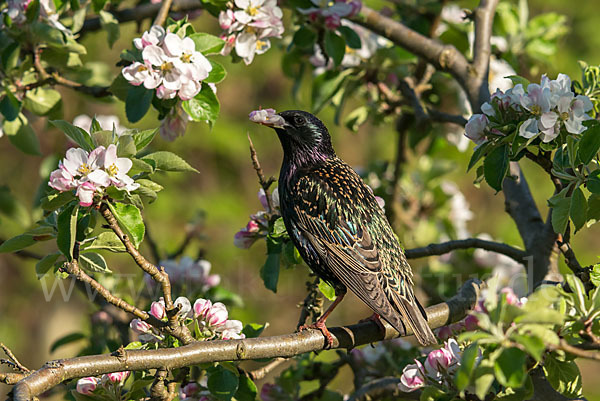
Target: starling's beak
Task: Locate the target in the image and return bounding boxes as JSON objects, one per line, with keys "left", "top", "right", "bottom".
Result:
{"left": 261, "top": 115, "right": 289, "bottom": 129}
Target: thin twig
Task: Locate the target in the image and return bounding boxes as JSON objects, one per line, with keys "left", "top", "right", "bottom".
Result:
{"left": 247, "top": 133, "right": 275, "bottom": 212}
{"left": 405, "top": 238, "right": 527, "bottom": 263}
{"left": 348, "top": 377, "right": 420, "bottom": 401}
{"left": 296, "top": 276, "right": 323, "bottom": 329}
{"left": 153, "top": 0, "right": 175, "bottom": 26}
{"left": 550, "top": 340, "right": 600, "bottom": 361}
{"left": 427, "top": 109, "right": 468, "bottom": 126}
{"left": 0, "top": 372, "right": 27, "bottom": 385}
{"left": 1, "top": 343, "right": 29, "bottom": 373}
{"left": 398, "top": 78, "right": 429, "bottom": 128}
{"left": 247, "top": 358, "right": 287, "bottom": 381}
{"left": 11, "top": 280, "right": 482, "bottom": 400}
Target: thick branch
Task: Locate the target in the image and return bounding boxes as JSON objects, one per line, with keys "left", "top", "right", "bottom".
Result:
{"left": 11, "top": 280, "right": 482, "bottom": 400}
{"left": 471, "top": 0, "right": 500, "bottom": 107}
{"left": 405, "top": 238, "right": 527, "bottom": 263}
{"left": 427, "top": 108, "right": 468, "bottom": 126}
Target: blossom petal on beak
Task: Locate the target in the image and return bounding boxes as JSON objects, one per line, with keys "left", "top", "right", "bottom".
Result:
{"left": 248, "top": 108, "right": 287, "bottom": 128}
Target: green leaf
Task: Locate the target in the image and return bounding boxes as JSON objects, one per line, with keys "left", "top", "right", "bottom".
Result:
{"left": 587, "top": 176, "right": 600, "bottom": 194}
{"left": 117, "top": 134, "right": 137, "bottom": 157}
{"left": 543, "top": 353, "right": 583, "bottom": 398}
{"left": 207, "top": 365, "right": 239, "bottom": 401}
{"left": 311, "top": 70, "right": 352, "bottom": 113}
{"left": 24, "top": 88, "right": 61, "bottom": 116}
{"left": 505, "top": 75, "right": 530, "bottom": 87}
{"left": 1, "top": 42, "right": 20, "bottom": 71}
{"left": 234, "top": 376, "right": 258, "bottom": 401}
{"left": 99, "top": 10, "right": 119, "bottom": 48}
{"left": 205, "top": 60, "right": 227, "bottom": 84}
{"left": 510, "top": 334, "right": 545, "bottom": 361}
{"left": 483, "top": 144, "right": 509, "bottom": 192}
{"left": 0, "top": 185, "right": 30, "bottom": 226}
{"left": 142, "top": 151, "right": 197, "bottom": 173}
{"left": 189, "top": 32, "right": 225, "bottom": 54}
{"left": 570, "top": 187, "right": 587, "bottom": 233}
{"left": 126, "top": 85, "right": 153, "bottom": 123}
{"left": 57, "top": 203, "right": 79, "bottom": 260}
{"left": 50, "top": 120, "right": 94, "bottom": 151}
{"left": 91, "top": 130, "right": 114, "bottom": 148}
{"left": 467, "top": 141, "right": 491, "bottom": 171}
{"left": 473, "top": 361, "right": 495, "bottom": 400}
{"left": 0, "top": 90, "right": 21, "bottom": 121}
{"left": 318, "top": 279, "right": 337, "bottom": 301}
{"left": 83, "top": 232, "right": 126, "bottom": 253}
{"left": 494, "top": 347, "right": 527, "bottom": 388}
{"left": 242, "top": 323, "right": 266, "bottom": 338}
{"left": 130, "top": 158, "right": 155, "bottom": 175}
{"left": 496, "top": 375, "right": 534, "bottom": 401}
{"left": 551, "top": 196, "right": 571, "bottom": 234}
{"left": 132, "top": 128, "right": 157, "bottom": 152}
{"left": 0, "top": 234, "right": 36, "bottom": 253}
{"left": 455, "top": 343, "right": 479, "bottom": 391}
{"left": 337, "top": 26, "right": 362, "bottom": 49}
{"left": 91, "top": 0, "right": 107, "bottom": 12}
{"left": 36, "top": 252, "right": 61, "bottom": 277}
{"left": 324, "top": 30, "right": 346, "bottom": 67}
{"left": 578, "top": 120, "right": 600, "bottom": 164}
{"left": 108, "top": 202, "right": 145, "bottom": 248}
{"left": 271, "top": 217, "right": 287, "bottom": 237}
{"left": 260, "top": 236, "right": 282, "bottom": 293}
{"left": 419, "top": 386, "right": 445, "bottom": 401}
{"left": 182, "top": 84, "right": 219, "bottom": 125}
{"left": 41, "top": 191, "right": 75, "bottom": 211}
{"left": 8, "top": 120, "right": 41, "bottom": 155}
{"left": 50, "top": 332, "right": 85, "bottom": 353}
{"left": 79, "top": 252, "right": 111, "bottom": 273}
{"left": 292, "top": 26, "right": 317, "bottom": 49}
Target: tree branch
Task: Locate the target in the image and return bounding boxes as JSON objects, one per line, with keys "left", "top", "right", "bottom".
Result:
{"left": 471, "top": 0, "right": 500, "bottom": 107}
{"left": 247, "top": 133, "right": 276, "bottom": 213}
{"left": 153, "top": 0, "right": 175, "bottom": 26}
{"left": 427, "top": 108, "right": 468, "bottom": 126}
{"left": 348, "top": 377, "right": 420, "bottom": 401}
{"left": 405, "top": 238, "right": 527, "bottom": 263}
{"left": 11, "top": 280, "right": 482, "bottom": 400}
{"left": 247, "top": 358, "right": 288, "bottom": 381}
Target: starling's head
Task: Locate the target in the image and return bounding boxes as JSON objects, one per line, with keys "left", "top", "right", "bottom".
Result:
{"left": 263, "top": 110, "right": 336, "bottom": 163}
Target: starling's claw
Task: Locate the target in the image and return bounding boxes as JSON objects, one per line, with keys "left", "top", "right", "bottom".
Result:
{"left": 299, "top": 320, "right": 335, "bottom": 348}
{"left": 359, "top": 313, "right": 386, "bottom": 335}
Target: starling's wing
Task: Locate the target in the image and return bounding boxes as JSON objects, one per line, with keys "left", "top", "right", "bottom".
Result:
{"left": 294, "top": 204, "right": 437, "bottom": 345}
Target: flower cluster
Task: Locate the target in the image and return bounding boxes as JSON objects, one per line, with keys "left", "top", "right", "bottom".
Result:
{"left": 234, "top": 188, "right": 280, "bottom": 249}
{"left": 3, "top": 0, "right": 68, "bottom": 32}
{"left": 398, "top": 339, "right": 462, "bottom": 392}
{"left": 76, "top": 371, "right": 130, "bottom": 395}
{"left": 48, "top": 144, "right": 139, "bottom": 207}
{"left": 147, "top": 256, "right": 221, "bottom": 290}
{"left": 299, "top": 0, "right": 361, "bottom": 30}
{"left": 129, "top": 296, "right": 244, "bottom": 342}
{"left": 122, "top": 25, "right": 212, "bottom": 101}
{"left": 218, "top": 0, "right": 284, "bottom": 65}
{"left": 465, "top": 73, "right": 594, "bottom": 144}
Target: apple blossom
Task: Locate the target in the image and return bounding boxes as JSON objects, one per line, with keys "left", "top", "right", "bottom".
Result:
{"left": 122, "top": 61, "right": 162, "bottom": 89}
{"left": 76, "top": 377, "right": 100, "bottom": 395}
{"left": 248, "top": 108, "right": 286, "bottom": 128}
{"left": 206, "top": 302, "right": 228, "bottom": 326}
{"left": 425, "top": 347, "right": 453, "bottom": 376}
{"left": 73, "top": 114, "right": 126, "bottom": 136}
{"left": 464, "top": 114, "right": 488, "bottom": 144}
{"left": 216, "top": 319, "right": 245, "bottom": 339}
{"left": 234, "top": 220, "right": 261, "bottom": 249}
{"left": 151, "top": 299, "right": 166, "bottom": 319}
{"left": 103, "top": 371, "right": 130, "bottom": 384}
{"left": 133, "top": 25, "right": 166, "bottom": 50}
{"left": 194, "top": 298, "right": 213, "bottom": 318}
{"left": 398, "top": 360, "right": 425, "bottom": 392}
{"left": 175, "top": 296, "right": 192, "bottom": 318}
{"left": 76, "top": 181, "right": 97, "bottom": 207}
{"left": 160, "top": 104, "right": 192, "bottom": 141}
{"left": 130, "top": 318, "right": 152, "bottom": 334}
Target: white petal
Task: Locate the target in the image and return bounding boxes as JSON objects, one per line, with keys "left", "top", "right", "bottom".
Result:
{"left": 163, "top": 33, "right": 183, "bottom": 57}
{"left": 142, "top": 45, "right": 167, "bottom": 66}
{"left": 518, "top": 118, "right": 540, "bottom": 139}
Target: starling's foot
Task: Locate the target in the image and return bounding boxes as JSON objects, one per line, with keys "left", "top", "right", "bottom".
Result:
{"left": 360, "top": 313, "right": 386, "bottom": 335}
{"left": 298, "top": 320, "right": 335, "bottom": 348}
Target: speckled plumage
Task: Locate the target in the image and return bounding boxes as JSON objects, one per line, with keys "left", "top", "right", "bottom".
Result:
{"left": 269, "top": 110, "right": 436, "bottom": 346}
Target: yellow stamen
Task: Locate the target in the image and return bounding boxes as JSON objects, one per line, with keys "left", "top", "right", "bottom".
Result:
{"left": 530, "top": 104, "right": 541, "bottom": 115}
{"left": 161, "top": 61, "right": 174, "bottom": 72}
{"left": 181, "top": 53, "right": 192, "bottom": 63}
{"left": 560, "top": 112, "right": 569, "bottom": 120}
{"left": 247, "top": 6, "right": 258, "bottom": 16}
{"left": 256, "top": 39, "right": 268, "bottom": 51}
{"left": 78, "top": 164, "right": 91, "bottom": 175}
{"left": 107, "top": 164, "right": 119, "bottom": 177}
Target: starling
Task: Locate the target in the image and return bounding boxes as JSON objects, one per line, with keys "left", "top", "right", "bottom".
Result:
{"left": 255, "top": 110, "right": 436, "bottom": 346}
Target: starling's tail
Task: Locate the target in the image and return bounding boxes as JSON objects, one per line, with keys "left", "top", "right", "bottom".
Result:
{"left": 388, "top": 293, "right": 437, "bottom": 346}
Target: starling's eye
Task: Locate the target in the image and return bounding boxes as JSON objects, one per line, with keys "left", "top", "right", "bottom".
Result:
{"left": 293, "top": 115, "right": 306, "bottom": 126}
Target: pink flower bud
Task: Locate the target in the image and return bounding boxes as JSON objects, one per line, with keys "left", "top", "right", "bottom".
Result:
{"left": 130, "top": 318, "right": 151, "bottom": 334}
{"left": 76, "top": 377, "right": 100, "bottom": 394}
{"left": 193, "top": 298, "right": 212, "bottom": 318}
{"left": 206, "top": 302, "right": 228, "bottom": 327}
{"left": 398, "top": 360, "right": 425, "bottom": 392}
{"left": 104, "top": 371, "right": 130, "bottom": 384}
{"left": 425, "top": 347, "right": 453, "bottom": 374}
{"left": 91, "top": 311, "right": 113, "bottom": 325}
{"left": 205, "top": 274, "right": 221, "bottom": 288}
{"left": 247, "top": 220, "right": 260, "bottom": 233}
{"left": 436, "top": 325, "right": 453, "bottom": 341}
{"left": 500, "top": 287, "right": 520, "bottom": 306}
{"left": 150, "top": 299, "right": 166, "bottom": 319}
{"left": 181, "top": 382, "right": 200, "bottom": 398}
{"left": 464, "top": 314, "right": 479, "bottom": 331}
{"left": 324, "top": 14, "right": 341, "bottom": 30}
{"left": 465, "top": 114, "right": 488, "bottom": 144}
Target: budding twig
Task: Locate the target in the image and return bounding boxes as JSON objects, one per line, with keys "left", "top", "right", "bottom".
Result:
{"left": 247, "top": 357, "right": 288, "bottom": 381}
{"left": 247, "top": 133, "right": 276, "bottom": 213}
{"left": 153, "top": 0, "right": 175, "bottom": 26}
{"left": 1, "top": 343, "right": 29, "bottom": 373}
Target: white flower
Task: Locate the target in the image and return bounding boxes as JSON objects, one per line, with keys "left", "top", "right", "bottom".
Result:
{"left": 248, "top": 108, "right": 286, "bottom": 127}
{"left": 73, "top": 114, "right": 126, "bottom": 136}
{"left": 133, "top": 25, "right": 166, "bottom": 50}
{"left": 174, "top": 296, "right": 193, "bottom": 318}
{"left": 76, "top": 181, "right": 97, "bottom": 207}
{"left": 88, "top": 144, "right": 138, "bottom": 191}
{"left": 122, "top": 61, "right": 162, "bottom": 89}
{"left": 219, "top": 9, "right": 236, "bottom": 30}
{"left": 142, "top": 45, "right": 182, "bottom": 91}
{"left": 234, "top": 0, "right": 267, "bottom": 24}
{"left": 163, "top": 33, "right": 212, "bottom": 83}
{"left": 160, "top": 104, "right": 191, "bottom": 141}
{"left": 464, "top": 114, "right": 488, "bottom": 144}
{"left": 235, "top": 31, "right": 272, "bottom": 65}
{"left": 398, "top": 360, "right": 425, "bottom": 392}
{"left": 216, "top": 319, "right": 245, "bottom": 339}
{"left": 61, "top": 147, "right": 103, "bottom": 181}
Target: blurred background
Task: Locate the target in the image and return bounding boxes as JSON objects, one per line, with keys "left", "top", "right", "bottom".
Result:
{"left": 1, "top": 0, "right": 599, "bottom": 399}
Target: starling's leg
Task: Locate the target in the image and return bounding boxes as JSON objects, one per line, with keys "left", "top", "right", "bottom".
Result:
{"left": 299, "top": 290, "right": 346, "bottom": 347}
{"left": 359, "top": 313, "right": 386, "bottom": 335}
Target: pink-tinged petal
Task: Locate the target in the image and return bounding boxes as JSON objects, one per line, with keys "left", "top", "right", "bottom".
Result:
{"left": 163, "top": 33, "right": 184, "bottom": 57}
{"left": 142, "top": 45, "right": 167, "bottom": 66}
{"left": 76, "top": 377, "right": 100, "bottom": 395}
{"left": 206, "top": 302, "right": 228, "bottom": 326}
{"left": 464, "top": 114, "right": 488, "bottom": 144}
{"left": 193, "top": 298, "right": 212, "bottom": 318}
{"left": 103, "top": 144, "right": 118, "bottom": 168}
{"left": 87, "top": 169, "right": 111, "bottom": 187}
{"left": 398, "top": 360, "right": 425, "bottom": 392}
{"left": 76, "top": 181, "right": 96, "bottom": 207}
{"left": 540, "top": 111, "right": 558, "bottom": 130}
{"left": 234, "top": 0, "right": 250, "bottom": 10}
{"left": 156, "top": 85, "right": 177, "bottom": 99}
{"left": 150, "top": 299, "right": 166, "bottom": 319}
{"left": 464, "top": 314, "right": 479, "bottom": 330}
{"left": 130, "top": 318, "right": 152, "bottom": 333}
{"left": 425, "top": 347, "right": 453, "bottom": 375}
{"left": 143, "top": 70, "right": 162, "bottom": 90}
{"left": 87, "top": 146, "right": 106, "bottom": 169}
{"left": 63, "top": 148, "right": 89, "bottom": 175}
{"left": 104, "top": 371, "right": 130, "bottom": 384}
